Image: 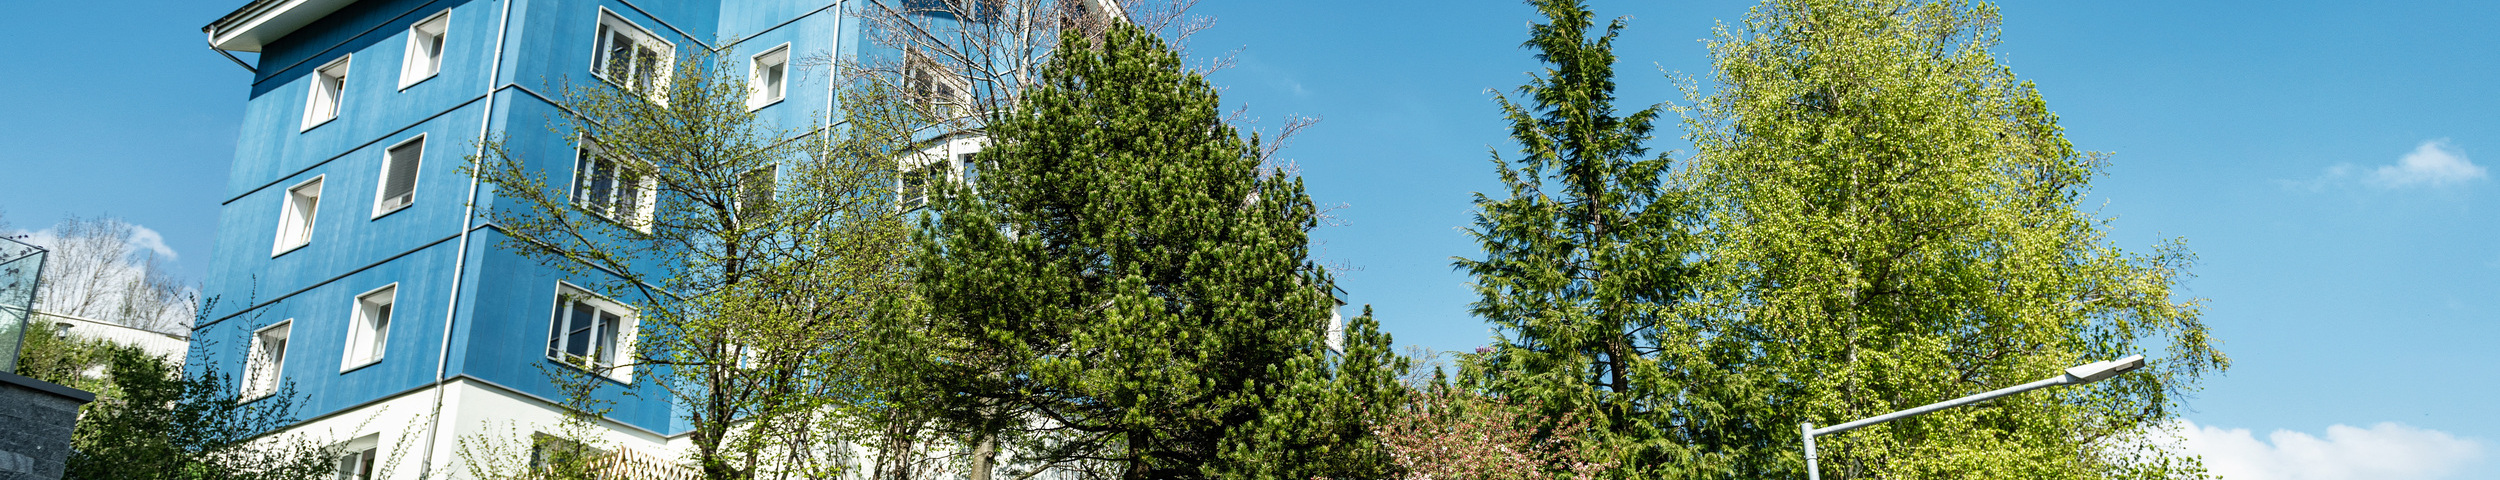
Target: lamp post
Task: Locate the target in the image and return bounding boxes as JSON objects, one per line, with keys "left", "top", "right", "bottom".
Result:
{"left": 1799, "top": 355, "right": 2146, "bottom": 480}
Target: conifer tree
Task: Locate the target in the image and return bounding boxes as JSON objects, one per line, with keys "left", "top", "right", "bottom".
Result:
{"left": 1675, "top": 0, "right": 2227, "bottom": 478}
{"left": 1457, "top": 0, "right": 1696, "bottom": 476}
{"left": 899, "top": 22, "right": 1402, "bottom": 480}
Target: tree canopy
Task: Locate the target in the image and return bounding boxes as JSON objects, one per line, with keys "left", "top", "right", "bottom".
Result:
{"left": 894, "top": 22, "right": 1403, "bottom": 480}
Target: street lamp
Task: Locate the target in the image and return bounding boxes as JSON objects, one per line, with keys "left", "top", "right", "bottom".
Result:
{"left": 1800, "top": 355, "right": 2146, "bottom": 480}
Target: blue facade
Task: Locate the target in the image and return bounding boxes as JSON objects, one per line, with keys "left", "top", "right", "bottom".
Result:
{"left": 196, "top": 0, "right": 892, "bottom": 437}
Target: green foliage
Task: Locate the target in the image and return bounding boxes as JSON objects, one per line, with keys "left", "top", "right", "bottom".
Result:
{"left": 15, "top": 318, "right": 122, "bottom": 395}
{"left": 1455, "top": 0, "right": 1698, "bottom": 476}
{"left": 1667, "top": 0, "right": 2229, "bottom": 478}
{"left": 63, "top": 346, "right": 340, "bottom": 480}
{"left": 897, "top": 23, "right": 1403, "bottom": 480}
{"left": 471, "top": 42, "right": 915, "bottom": 480}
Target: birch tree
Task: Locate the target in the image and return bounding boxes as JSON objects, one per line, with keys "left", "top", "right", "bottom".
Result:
{"left": 1673, "top": 1, "right": 2227, "bottom": 477}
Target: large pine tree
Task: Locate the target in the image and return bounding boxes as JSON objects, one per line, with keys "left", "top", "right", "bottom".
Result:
{"left": 899, "top": 22, "right": 1401, "bottom": 480}
{"left": 1458, "top": 0, "right": 1697, "bottom": 476}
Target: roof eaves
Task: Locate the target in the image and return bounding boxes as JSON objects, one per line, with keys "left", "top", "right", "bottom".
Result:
{"left": 203, "top": 0, "right": 291, "bottom": 37}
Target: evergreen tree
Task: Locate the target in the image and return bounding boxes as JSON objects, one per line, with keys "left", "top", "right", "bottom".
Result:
{"left": 899, "top": 22, "right": 1401, "bottom": 480}
{"left": 1456, "top": 0, "right": 1696, "bottom": 476}
{"left": 1675, "top": 0, "right": 2227, "bottom": 478}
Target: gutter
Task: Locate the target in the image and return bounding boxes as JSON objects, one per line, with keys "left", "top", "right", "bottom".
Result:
{"left": 413, "top": 0, "right": 516, "bottom": 476}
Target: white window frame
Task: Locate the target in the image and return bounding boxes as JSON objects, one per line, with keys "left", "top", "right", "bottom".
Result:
{"left": 333, "top": 434, "right": 379, "bottom": 480}
{"left": 571, "top": 138, "right": 658, "bottom": 232}
{"left": 589, "top": 8, "right": 675, "bottom": 102}
{"left": 898, "top": 160, "right": 947, "bottom": 212}
{"left": 274, "top": 175, "right": 324, "bottom": 256}
{"left": 302, "top": 55, "right": 351, "bottom": 131}
{"left": 747, "top": 43, "right": 791, "bottom": 110}
{"left": 342, "top": 284, "right": 396, "bottom": 371}
{"left": 736, "top": 163, "right": 777, "bottom": 220}
{"left": 374, "top": 134, "right": 426, "bottom": 218}
{"left": 244, "top": 320, "right": 293, "bottom": 400}
{"left": 546, "top": 282, "right": 637, "bottom": 382}
{"left": 904, "top": 48, "right": 971, "bottom": 117}
{"left": 399, "top": 9, "right": 451, "bottom": 90}
{"left": 898, "top": 136, "right": 985, "bottom": 211}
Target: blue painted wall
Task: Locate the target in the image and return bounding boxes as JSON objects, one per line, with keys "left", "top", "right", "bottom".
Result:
{"left": 199, "top": 0, "right": 884, "bottom": 436}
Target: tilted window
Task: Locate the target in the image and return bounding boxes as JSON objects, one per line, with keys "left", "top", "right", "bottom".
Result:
{"left": 275, "top": 176, "right": 323, "bottom": 255}
{"left": 303, "top": 56, "right": 351, "bottom": 130}
{"left": 343, "top": 285, "right": 394, "bottom": 369}
{"left": 748, "top": 45, "right": 789, "bottom": 109}
{"left": 401, "top": 10, "right": 450, "bottom": 88}
{"left": 244, "top": 320, "right": 292, "bottom": 400}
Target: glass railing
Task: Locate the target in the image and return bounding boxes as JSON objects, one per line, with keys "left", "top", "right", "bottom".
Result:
{"left": 0, "top": 235, "right": 45, "bottom": 374}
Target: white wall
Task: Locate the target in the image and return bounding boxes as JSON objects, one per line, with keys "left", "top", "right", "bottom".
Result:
{"left": 37, "top": 311, "right": 190, "bottom": 363}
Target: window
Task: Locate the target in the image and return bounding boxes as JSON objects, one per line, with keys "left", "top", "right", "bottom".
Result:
{"left": 898, "top": 162, "right": 946, "bottom": 211}
{"left": 376, "top": 135, "right": 424, "bottom": 215}
{"left": 333, "top": 435, "right": 378, "bottom": 480}
{"left": 530, "top": 433, "right": 603, "bottom": 472}
{"left": 1058, "top": 0, "right": 1098, "bottom": 32}
{"left": 898, "top": 139, "right": 983, "bottom": 211}
{"left": 748, "top": 45, "right": 789, "bottom": 109}
{"left": 547, "top": 284, "right": 634, "bottom": 381}
{"left": 902, "top": 0, "right": 1005, "bottom": 22}
{"left": 400, "top": 10, "right": 450, "bottom": 88}
{"left": 592, "top": 11, "right": 673, "bottom": 96}
{"left": 244, "top": 320, "right": 292, "bottom": 399}
{"left": 343, "top": 285, "right": 394, "bottom": 369}
{"left": 572, "top": 141, "right": 656, "bottom": 230}
{"left": 958, "top": 152, "right": 979, "bottom": 186}
{"left": 303, "top": 56, "right": 351, "bottom": 130}
{"left": 904, "top": 49, "right": 969, "bottom": 115}
{"left": 737, "top": 164, "right": 776, "bottom": 221}
{"left": 275, "top": 176, "right": 323, "bottom": 255}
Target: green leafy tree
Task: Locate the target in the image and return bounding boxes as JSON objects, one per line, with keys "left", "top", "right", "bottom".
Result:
{"left": 12, "top": 298, "right": 347, "bottom": 480}
{"left": 1456, "top": 0, "right": 1697, "bottom": 476}
{"left": 15, "top": 318, "right": 123, "bottom": 394}
{"left": 61, "top": 345, "right": 341, "bottom": 480}
{"left": 897, "top": 23, "right": 1401, "bottom": 480}
{"left": 1671, "top": 0, "right": 2228, "bottom": 478}
{"left": 471, "top": 43, "right": 915, "bottom": 480}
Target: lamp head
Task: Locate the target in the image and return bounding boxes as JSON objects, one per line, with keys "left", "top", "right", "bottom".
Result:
{"left": 2063, "top": 354, "right": 2147, "bottom": 384}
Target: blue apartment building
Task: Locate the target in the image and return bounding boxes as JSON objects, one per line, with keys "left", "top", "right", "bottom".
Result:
{"left": 190, "top": 0, "right": 1011, "bottom": 476}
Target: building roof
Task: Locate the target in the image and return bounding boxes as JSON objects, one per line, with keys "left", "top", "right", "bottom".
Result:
{"left": 203, "top": 0, "right": 361, "bottom": 52}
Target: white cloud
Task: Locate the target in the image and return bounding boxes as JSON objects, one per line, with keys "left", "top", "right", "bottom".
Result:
{"left": 2294, "top": 140, "right": 2489, "bottom": 191}
{"left": 2168, "top": 420, "right": 2486, "bottom": 480}
{"left": 122, "top": 224, "right": 178, "bottom": 261}
{"left": 2366, "top": 140, "right": 2487, "bottom": 188}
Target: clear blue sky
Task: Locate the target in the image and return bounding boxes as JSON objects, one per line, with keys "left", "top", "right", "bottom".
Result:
{"left": 2, "top": 1, "right": 2492, "bottom": 478}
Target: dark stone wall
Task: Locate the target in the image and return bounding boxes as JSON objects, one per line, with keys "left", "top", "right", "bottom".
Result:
{"left": 0, "top": 371, "right": 91, "bottom": 480}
